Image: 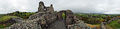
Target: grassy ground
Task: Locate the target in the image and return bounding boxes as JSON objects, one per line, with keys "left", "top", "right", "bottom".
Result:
{"left": 0, "top": 23, "right": 12, "bottom": 28}
{"left": 106, "top": 25, "right": 113, "bottom": 29}
{"left": 0, "top": 16, "right": 18, "bottom": 28}
{"left": 0, "top": 16, "right": 18, "bottom": 22}
{"left": 108, "top": 20, "right": 120, "bottom": 29}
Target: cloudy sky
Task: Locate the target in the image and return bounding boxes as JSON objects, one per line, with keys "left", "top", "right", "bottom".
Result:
{"left": 0, "top": 0, "right": 120, "bottom": 14}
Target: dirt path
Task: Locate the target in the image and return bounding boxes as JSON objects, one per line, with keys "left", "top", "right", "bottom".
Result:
{"left": 47, "top": 20, "right": 67, "bottom": 29}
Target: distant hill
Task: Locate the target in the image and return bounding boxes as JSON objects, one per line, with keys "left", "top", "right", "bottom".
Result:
{"left": 7, "top": 11, "right": 36, "bottom": 19}
{"left": 0, "top": 14, "right": 6, "bottom": 18}
{"left": 0, "top": 11, "right": 35, "bottom": 19}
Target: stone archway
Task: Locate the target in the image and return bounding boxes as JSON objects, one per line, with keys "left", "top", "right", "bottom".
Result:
{"left": 57, "top": 10, "right": 74, "bottom": 25}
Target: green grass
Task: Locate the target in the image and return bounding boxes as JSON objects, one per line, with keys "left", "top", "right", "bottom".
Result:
{"left": 8, "top": 12, "right": 35, "bottom": 19}
{"left": 0, "top": 16, "right": 18, "bottom": 28}
{"left": 0, "top": 16, "right": 18, "bottom": 22}
{"left": 0, "top": 23, "right": 12, "bottom": 28}
{"left": 109, "top": 20, "right": 120, "bottom": 29}
{"left": 0, "top": 14, "right": 5, "bottom": 18}
{"left": 62, "top": 13, "right": 66, "bottom": 19}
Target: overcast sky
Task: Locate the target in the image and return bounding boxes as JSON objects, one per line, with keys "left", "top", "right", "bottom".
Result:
{"left": 0, "top": 0, "right": 120, "bottom": 14}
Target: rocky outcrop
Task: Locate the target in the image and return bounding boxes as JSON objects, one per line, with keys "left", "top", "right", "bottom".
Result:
{"left": 56, "top": 10, "right": 91, "bottom": 29}
{"left": 5, "top": 1, "right": 56, "bottom": 29}
{"left": 29, "top": 1, "right": 55, "bottom": 20}
{"left": 4, "top": 1, "right": 91, "bottom": 29}
{"left": 68, "top": 21, "right": 90, "bottom": 29}
{"left": 28, "top": 12, "right": 46, "bottom": 20}
{"left": 67, "top": 16, "right": 91, "bottom": 29}
{"left": 5, "top": 22, "right": 42, "bottom": 29}
{"left": 11, "top": 17, "right": 23, "bottom": 23}
{"left": 47, "top": 20, "right": 67, "bottom": 29}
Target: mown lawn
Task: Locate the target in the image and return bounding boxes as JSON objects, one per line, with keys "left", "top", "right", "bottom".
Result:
{"left": 0, "top": 16, "right": 18, "bottom": 28}
{"left": 108, "top": 20, "right": 120, "bottom": 29}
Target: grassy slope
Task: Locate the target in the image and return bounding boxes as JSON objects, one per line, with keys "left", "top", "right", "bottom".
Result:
{"left": 0, "top": 14, "right": 5, "bottom": 18}
{"left": 74, "top": 13, "right": 108, "bottom": 24}
{"left": 0, "top": 12, "right": 35, "bottom": 28}
{"left": 106, "top": 25, "right": 113, "bottom": 29}
{"left": 74, "top": 13, "right": 120, "bottom": 29}
{"left": 0, "top": 11, "right": 36, "bottom": 28}
{"left": 108, "top": 20, "right": 120, "bottom": 29}
{"left": 8, "top": 12, "right": 35, "bottom": 19}
{"left": 0, "top": 16, "right": 18, "bottom": 22}
{"left": 0, "top": 16, "right": 18, "bottom": 28}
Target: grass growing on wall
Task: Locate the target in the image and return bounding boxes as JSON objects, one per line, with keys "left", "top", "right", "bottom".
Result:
{"left": 62, "top": 13, "right": 66, "bottom": 19}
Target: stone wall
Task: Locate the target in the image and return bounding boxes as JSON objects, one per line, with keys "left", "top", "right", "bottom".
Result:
{"left": 37, "top": 1, "right": 54, "bottom": 13}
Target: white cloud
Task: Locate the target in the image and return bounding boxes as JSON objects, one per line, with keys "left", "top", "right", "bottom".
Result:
{"left": 104, "top": 8, "right": 120, "bottom": 14}
{"left": 0, "top": 0, "right": 40, "bottom": 14}
{"left": 0, "top": 0, "right": 120, "bottom": 14}
{"left": 41, "top": 0, "right": 120, "bottom": 14}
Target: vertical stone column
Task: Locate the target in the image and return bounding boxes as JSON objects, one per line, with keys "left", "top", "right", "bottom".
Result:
{"left": 38, "top": 1, "right": 45, "bottom": 12}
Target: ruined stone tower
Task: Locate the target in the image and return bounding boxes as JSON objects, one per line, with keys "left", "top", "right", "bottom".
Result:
{"left": 38, "top": 1, "right": 54, "bottom": 13}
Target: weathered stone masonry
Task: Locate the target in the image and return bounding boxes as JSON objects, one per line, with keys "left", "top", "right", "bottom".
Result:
{"left": 4, "top": 1, "right": 91, "bottom": 29}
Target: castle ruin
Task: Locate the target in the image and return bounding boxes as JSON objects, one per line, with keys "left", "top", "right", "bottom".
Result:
{"left": 3, "top": 1, "right": 95, "bottom": 29}
{"left": 38, "top": 1, "right": 54, "bottom": 13}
